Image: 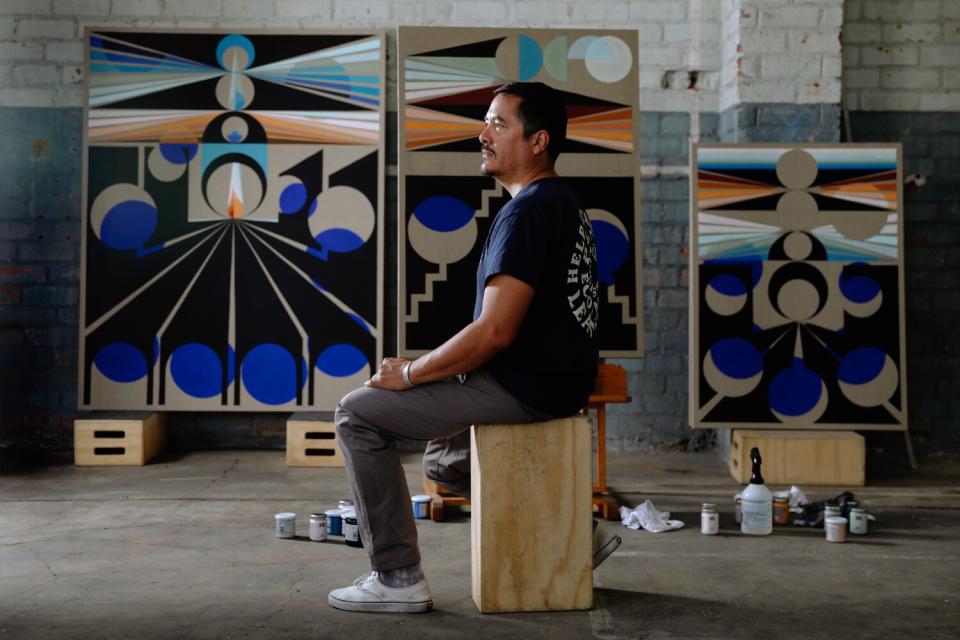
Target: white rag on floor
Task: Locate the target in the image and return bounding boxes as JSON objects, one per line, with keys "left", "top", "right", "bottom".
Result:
{"left": 619, "top": 500, "right": 685, "bottom": 533}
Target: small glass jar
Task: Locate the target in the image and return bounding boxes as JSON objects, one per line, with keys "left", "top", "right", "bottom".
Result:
{"left": 342, "top": 508, "right": 362, "bottom": 548}
{"left": 275, "top": 512, "right": 296, "bottom": 539}
{"left": 701, "top": 502, "right": 719, "bottom": 535}
{"left": 824, "top": 504, "right": 842, "bottom": 521}
{"left": 734, "top": 497, "right": 743, "bottom": 525}
{"left": 309, "top": 512, "right": 328, "bottom": 542}
{"left": 825, "top": 516, "right": 847, "bottom": 543}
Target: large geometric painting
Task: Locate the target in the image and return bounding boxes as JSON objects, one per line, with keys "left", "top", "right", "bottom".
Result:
{"left": 79, "top": 29, "right": 384, "bottom": 411}
{"left": 398, "top": 27, "right": 642, "bottom": 357}
{"left": 690, "top": 144, "right": 907, "bottom": 430}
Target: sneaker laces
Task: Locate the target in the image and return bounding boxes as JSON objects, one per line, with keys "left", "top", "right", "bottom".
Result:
{"left": 352, "top": 572, "right": 380, "bottom": 590}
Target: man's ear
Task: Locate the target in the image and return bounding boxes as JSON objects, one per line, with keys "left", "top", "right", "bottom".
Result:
{"left": 532, "top": 130, "right": 550, "bottom": 155}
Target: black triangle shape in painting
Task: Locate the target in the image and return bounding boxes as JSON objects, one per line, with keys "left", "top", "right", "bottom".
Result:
{"left": 103, "top": 76, "right": 226, "bottom": 110}
{"left": 411, "top": 85, "right": 628, "bottom": 124}
{"left": 810, "top": 193, "right": 890, "bottom": 212}
{"left": 415, "top": 37, "right": 506, "bottom": 58}
{"left": 247, "top": 76, "right": 368, "bottom": 111}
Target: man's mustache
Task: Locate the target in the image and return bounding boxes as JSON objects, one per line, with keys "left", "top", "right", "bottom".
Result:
{"left": 481, "top": 144, "right": 495, "bottom": 156}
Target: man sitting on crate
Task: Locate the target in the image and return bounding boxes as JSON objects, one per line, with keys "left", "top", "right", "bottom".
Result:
{"left": 329, "top": 82, "right": 620, "bottom": 613}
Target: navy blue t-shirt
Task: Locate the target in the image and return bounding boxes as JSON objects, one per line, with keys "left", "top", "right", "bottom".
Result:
{"left": 473, "top": 177, "right": 599, "bottom": 417}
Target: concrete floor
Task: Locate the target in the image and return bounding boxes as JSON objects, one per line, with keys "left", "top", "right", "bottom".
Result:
{"left": 1, "top": 448, "right": 958, "bottom": 640}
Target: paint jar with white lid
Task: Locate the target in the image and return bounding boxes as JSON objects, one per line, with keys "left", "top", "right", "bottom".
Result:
{"left": 701, "top": 503, "right": 719, "bottom": 535}
{"left": 309, "top": 512, "right": 328, "bottom": 542}
{"left": 275, "top": 512, "right": 296, "bottom": 539}
{"left": 849, "top": 508, "right": 869, "bottom": 535}
{"left": 411, "top": 495, "right": 431, "bottom": 519}
{"left": 825, "top": 516, "right": 847, "bottom": 543}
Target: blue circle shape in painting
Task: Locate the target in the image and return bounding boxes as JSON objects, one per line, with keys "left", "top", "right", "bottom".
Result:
{"left": 279, "top": 183, "right": 308, "bottom": 214}
{"left": 518, "top": 35, "right": 544, "bottom": 81}
{"left": 94, "top": 342, "right": 148, "bottom": 383}
{"left": 316, "top": 344, "right": 368, "bottom": 378}
{"left": 768, "top": 360, "right": 823, "bottom": 417}
{"left": 840, "top": 273, "right": 881, "bottom": 304}
{"left": 591, "top": 220, "right": 629, "bottom": 285}
{"left": 838, "top": 347, "right": 886, "bottom": 385}
{"left": 170, "top": 343, "right": 234, "bottom": 398}
{"left": 159, "top": 142, "right": 198, "bottom": 164}
{"left": 216, "top": 34, "right": 255, "bottom": 70}
{"left": 241, "top": 344, "right": 301, "bottom": 405}
{"left": 710, "top": 337, "right": 762, "bottom": 380}
{"left": 710, "top": 273, "right": 747, "bottom": 296}
{"left": 99, "top": 200, "right": 157, "bottom": 250}
{"left": 413, "top": 195, "right": 474, "bottom": 232}
{"left": 315, "top": 228, "right": 364, "bottom": 254}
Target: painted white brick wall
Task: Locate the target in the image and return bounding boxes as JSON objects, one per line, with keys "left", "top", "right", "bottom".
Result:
{"left": 844, "top": 0, "right": 960, "bottom": 110}
{"left": 720, "top": 0, "right": 843, "bottom": 110}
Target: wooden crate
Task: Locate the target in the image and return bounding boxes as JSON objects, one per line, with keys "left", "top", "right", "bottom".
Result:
{"left": 74, "top": 412, "right": 166, "bottom": 466}
{"left": 729, "top": 430, "right": 865, "bottom": 487}
{"left": 286, "top": 415, "right": 344, "bottom": 468}
{"left": 471, "top": 417, "right": 593, "bottom": 613}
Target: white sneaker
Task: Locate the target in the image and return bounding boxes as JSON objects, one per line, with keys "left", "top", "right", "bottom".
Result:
{"left": 328, "top": 572, "right": 433, "bottom": 613}
{"left": 592, "top": 522, "right": 622, "bottom": 569}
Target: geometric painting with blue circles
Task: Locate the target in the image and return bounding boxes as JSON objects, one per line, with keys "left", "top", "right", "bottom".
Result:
{"left": 398, "top": 27, "right": 642, "bottom": 357}
{"left": 79, "top": 29, "right": 384, "bottom": 411}
{"left": 690, "top": 144, "right": 907, "bottom": 430}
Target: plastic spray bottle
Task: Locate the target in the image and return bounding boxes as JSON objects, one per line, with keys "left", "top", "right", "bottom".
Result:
{"left": 740, "top": 447, "right": 772, "bottom": 535}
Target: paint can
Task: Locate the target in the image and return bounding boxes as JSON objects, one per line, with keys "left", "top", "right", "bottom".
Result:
{"left": 275, "top": 512, "right": 296, "bottom": 539}
{"left": 849, "top": 507, "right": 869, "bottom": 535}
{"left": 411, "top": 495, "right": 431, "bottom": 519}
{"left": 325, "top": 508, "right": 343, "bottom": 536}
{"left": 309, "top": 512, "right": 328, "bottom": 542}
{"left": 734, "top": 496, "right": 742, "bottom": 525}
{"left": 701, "top": 502, "right": 719, "bottom": 535}
{"left": 825, "top": 516, "right": 847, "bottom": 543}
{"left": 772, "top": 496, "right": 790, "bottom": 525}
{"left": 342, "top": 508, "right": 362, "bottom": 547}
{"left": 338, "top": 499, "right": 354, "bottom": 513}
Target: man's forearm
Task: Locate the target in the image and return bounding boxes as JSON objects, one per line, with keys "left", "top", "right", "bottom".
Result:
{"left": 406, "top": 319, "right": 509, "bottom": 385}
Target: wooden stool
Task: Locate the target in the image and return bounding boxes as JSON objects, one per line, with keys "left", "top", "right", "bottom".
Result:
{"left": 286, "top": 414, "right": 345, "bottom": 467}
{"left": 74, "top": 412, "right": 166, "bottom": 466}
{"left": 587, "top": 362, "right": 630, "bottom": 519}
{"left": 470, "top": 416, "right": 593, "bottom": 613}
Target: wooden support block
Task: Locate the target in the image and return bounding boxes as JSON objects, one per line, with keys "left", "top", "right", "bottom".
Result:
{"left": 286, "top": 415, "right": 344, "bottom": 467}
{"left": 422, "top": 475, "right": 469, "bottom": 522}
{"left": 74, "top": 412, "right": 166, "bottom": 466}
{"left": 729, "top": 430, "right": 865, "bottom": 487}
{"left": 471, "top": 417, "right": 593, "bottom": 613}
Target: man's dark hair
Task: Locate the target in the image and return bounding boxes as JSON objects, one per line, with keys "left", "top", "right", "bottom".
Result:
{"left": 493, "top": 82, "right": 567, "bottom": 163}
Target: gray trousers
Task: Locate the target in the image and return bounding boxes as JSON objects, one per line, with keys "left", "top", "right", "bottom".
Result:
{"left": 334, "top": 369, "right": 550, "bottom": 571}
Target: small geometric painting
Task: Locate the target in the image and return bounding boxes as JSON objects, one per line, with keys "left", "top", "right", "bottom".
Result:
{"left": 79, "top": 29, "right": 385, "bottom": 411}
{"left": 690, "top": 144, "right": 907, "bottom": 430}
{"left": 398, "top": 27, "right": 642, "bottom": 357}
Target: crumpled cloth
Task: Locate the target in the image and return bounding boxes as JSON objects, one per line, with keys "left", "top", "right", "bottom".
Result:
{"left": 619, "top": 500, "right": 685, "bottom": 533}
